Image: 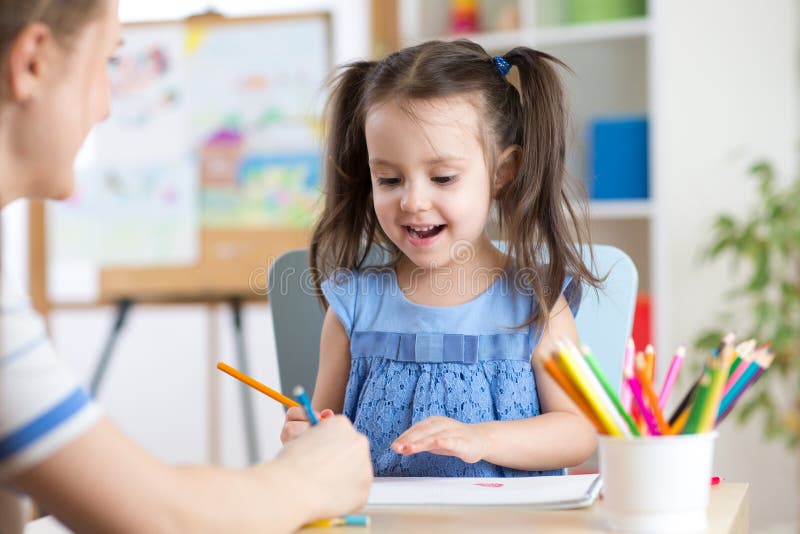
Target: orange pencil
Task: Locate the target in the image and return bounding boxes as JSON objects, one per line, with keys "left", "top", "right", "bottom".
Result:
{"left": 644, "top": 344, "right": 656, "bottom": 384}
{"left": 669, "top": 406, "right": 691, "bottom": 435}
{"left": 217, "top": 362, "right": 300, "bottom": 408}
{"left": 543, "top": 356, "right": 605, "bottom": 433}
{"left": 634, "top": 353, "right": 670, "bottom": 434}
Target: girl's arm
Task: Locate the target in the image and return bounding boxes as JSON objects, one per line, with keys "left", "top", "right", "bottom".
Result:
{"left": 281, "top": 307, "right": 351, "bottom": 442}
{"left": 15, "top": 415, "right": 371, "bottom": 533}
{"left": 311, "top": 307, "right": 352, "bottom": 413}
{"left": 393, "top": 295, "right": 596, "bottom": 471}
{"left": 477, "top": 295, "right": 597, "bottom": 470}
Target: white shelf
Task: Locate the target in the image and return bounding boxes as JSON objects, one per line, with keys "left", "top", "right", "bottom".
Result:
{"left": 403, "top": 17, "right": 650, "bottom": 51}
{"left": 588, "top": 200, "right": 652, "bottom": 220}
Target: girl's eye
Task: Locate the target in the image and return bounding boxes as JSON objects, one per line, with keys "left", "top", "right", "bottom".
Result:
{"left": 432, "top": 175, "right": 456, "bottom": 185}
{"left": 377, "top": 177, "right": 400, "bottom": 187}
{"left": 107, "top": 56, "right": 120, "bottom": 66}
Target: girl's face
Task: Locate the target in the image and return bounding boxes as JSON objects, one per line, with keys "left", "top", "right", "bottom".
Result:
{"left": 14, "top": 0, "right": 121, "bottom": 201}
{"left": 366, "top": 97, "right": 496, "bottom": 271}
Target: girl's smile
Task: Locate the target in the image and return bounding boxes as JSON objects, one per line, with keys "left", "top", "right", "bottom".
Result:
{"left": 365, "top": 96, "right": 495, "bottom": 271}
{"left": 404, "top": 223, "right": 446, "bottom": 247}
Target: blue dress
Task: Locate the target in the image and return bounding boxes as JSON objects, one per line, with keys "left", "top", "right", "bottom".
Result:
{"left": 321, "top": 265, "right": 581, "bottom": 477}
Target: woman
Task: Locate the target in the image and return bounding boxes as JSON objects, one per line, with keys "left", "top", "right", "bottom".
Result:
{"left": 0, "top": 1, "right": 372, "bottom": 532}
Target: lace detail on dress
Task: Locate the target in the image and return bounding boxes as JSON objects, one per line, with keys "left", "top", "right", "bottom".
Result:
{"left": 345, "top": 357, "right": 565, "bottom": 477}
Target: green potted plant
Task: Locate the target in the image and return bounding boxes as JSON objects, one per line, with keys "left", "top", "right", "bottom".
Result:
{"left": 696, "top": 160, "right": 800, "bottom": 447}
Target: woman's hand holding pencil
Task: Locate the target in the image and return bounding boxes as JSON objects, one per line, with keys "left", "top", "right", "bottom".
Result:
{"left": 273, "top": 415, "right": 373, "bottom": 524}
{"left": 215, "top": 362, "right": 373, "bottom": 528}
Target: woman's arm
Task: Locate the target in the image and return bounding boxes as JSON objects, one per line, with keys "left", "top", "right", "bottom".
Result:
{"left": 15, "top": 415, "right": 371, "bottom": 533}
{"left": 393, "top": 295, "right": 596, "bottom": 471}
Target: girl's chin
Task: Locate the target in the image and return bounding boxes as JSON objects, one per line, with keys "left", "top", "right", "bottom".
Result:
{"left": 37, "top": 173, "right": 75, "bottom": 201}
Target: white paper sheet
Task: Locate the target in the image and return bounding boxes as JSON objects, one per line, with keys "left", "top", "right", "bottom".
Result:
{"left": 367, "top": 474, "right": 602, "bottom": 510}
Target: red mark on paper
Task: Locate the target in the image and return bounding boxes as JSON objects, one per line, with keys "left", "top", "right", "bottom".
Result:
{"left": 474, "top": 482, "right": 504, "bottom": 488}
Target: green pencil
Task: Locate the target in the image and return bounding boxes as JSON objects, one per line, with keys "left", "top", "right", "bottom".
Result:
{"left": 682, "top": 366, "right": 713, "bottom": 434}
{"left": 580, "top": 344, "right": 640, "bottom": 436}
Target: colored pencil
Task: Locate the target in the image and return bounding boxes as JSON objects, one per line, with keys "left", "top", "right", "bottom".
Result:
{"left": 682, "top": 370, "right": 712, "bottom": 434}
{"left": 306, "top": 514, "right": 370, "bottom": 527}
{"left": 723, "top": 340, "right": 756, "bottom": 396}
{"left": 668, "top": 375, "right": 701, "bottom": 426}
{"left": 644, "top": 344, "right": 656, "bottom": 384}
{"left": 562, "top": 340, "right": 632, "bottom": 437}
{"left": 293, "top": 385, "right": 319, "bottom": 425}
{"left": 668, "top": 405, "right": 690, "bottom": 435}
{"left": 634, "top": 354, "right": 670, "bottom": 434}
{"left": 631, "top": 350, "right": 647, "bottom": 433}
{"left": 554, "top": 347, "right": 623, "bottom": 436}
{"left": 717, "top": 349, "right": 774, "bottom": 423}
{"left": 697, "top": 334, "right": 736, "bottom": 432}
{"left": 217, "top": 362, "right": 300, "bottom": 408}
{"left": 621, "top": 338, "right": 635, "bottom": 411}
{"left": 579, "top": 344, "right": 640, "bottom": 436}
{"left": 683, "top": 333, "right": 734, "bottom": 433}
{"left": 658, "top": 344, "right": 685, "bottom": 410}
{"left": 625, "top": 370, "right": 661, "bottom": 435}
{"left": 543, "top": 356, "right": 604, "bottom": 433}
{"left": 726, "top": 339, "right": 756, "bottom": 379}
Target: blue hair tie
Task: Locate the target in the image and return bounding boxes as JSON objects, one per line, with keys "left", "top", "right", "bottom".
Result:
{"left": 493, "top": 56, "right": 511, "bottom": 77}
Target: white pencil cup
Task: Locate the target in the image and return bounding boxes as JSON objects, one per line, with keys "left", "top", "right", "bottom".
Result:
{"left": 598, "top": 432, "right": 717, "bottom": 533}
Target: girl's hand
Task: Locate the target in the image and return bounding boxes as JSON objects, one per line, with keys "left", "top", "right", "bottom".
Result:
{"left": 391, "top": 416, "right": 489, "bottom": 464}
{"left": 279, "top": 407, "right": 334, "bottom": 443}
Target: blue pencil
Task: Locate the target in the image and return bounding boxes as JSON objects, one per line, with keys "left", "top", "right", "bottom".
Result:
{"left": 292, "top": 385, "right": 319, "bottom": 425}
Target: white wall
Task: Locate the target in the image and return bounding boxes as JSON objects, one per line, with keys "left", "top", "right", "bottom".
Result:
{"left": 654, "top": 0, "right": 799, "bottom": 530}
{"left": 49, "top": 303, "right": 286, "bottom": 466}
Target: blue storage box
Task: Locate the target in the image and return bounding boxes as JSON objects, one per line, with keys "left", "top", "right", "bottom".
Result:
{"left": 588, "top": 116, "right": 649, "bottom": 199}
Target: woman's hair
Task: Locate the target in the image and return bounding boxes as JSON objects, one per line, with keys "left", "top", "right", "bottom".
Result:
{"left": 310, "top": 39, "right": 601, "bottom": 329}
{"left": 0, "top": 0, "right": 105, "bottom": 70}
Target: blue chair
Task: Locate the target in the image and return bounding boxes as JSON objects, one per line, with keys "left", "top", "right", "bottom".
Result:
{"left": 267, "top": 245, "right": 638, "bottom": 397}
{"left": 573, "top": 245, "right": 638, "bottom": 392}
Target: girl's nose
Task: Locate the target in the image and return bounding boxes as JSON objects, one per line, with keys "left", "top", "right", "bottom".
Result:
{"left": 400, "top": 183, "right": 431, "bottom": 212}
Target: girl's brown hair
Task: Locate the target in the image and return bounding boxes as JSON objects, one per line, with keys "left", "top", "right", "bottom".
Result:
{"left": 0, "top": 0, "right": 105, "bottom": 67}
{"left": 310, "top": 39, "right": 601, "bottom": 329}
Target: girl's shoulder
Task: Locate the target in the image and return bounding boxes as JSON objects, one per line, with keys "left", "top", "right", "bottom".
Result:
{"left": 322, "top": 266, "right": 396, "bottom": 294}
{"left": 320, "top": 266, "right": 399, "bottom": 336}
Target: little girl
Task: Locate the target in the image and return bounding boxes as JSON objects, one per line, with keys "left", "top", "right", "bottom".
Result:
{"left": 282, "top": 39, "right": 601, "bottom": 477}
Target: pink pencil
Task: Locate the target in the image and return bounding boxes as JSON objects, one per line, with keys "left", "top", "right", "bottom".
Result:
{"left": 658, "top": 344, "right": 685, "bottom": 410}
{"left": 621, "top": 338, "right": 635, "bottom": 411}
{"left": 625, "top": 369, "right": 661, "bottom": 435}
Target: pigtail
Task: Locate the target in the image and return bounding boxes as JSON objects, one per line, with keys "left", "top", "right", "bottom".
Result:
{"left": 500, "top": 48, "right": 600, "bottom": 328}
{"left": 310, "top": 60, "right": 378, "bottom": 305}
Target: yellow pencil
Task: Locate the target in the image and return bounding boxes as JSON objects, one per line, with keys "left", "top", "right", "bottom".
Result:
{"left": 544, "top": 356, "right": 605, "bottom": 433}
{"left": 554, "top": 348, "right": 623, "bottom": 436}
{"left": 698, "top": 334, "right": 736, "bottom": 432}
{"left": 216, "top": 362, "right": 300, "bottom": 408}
